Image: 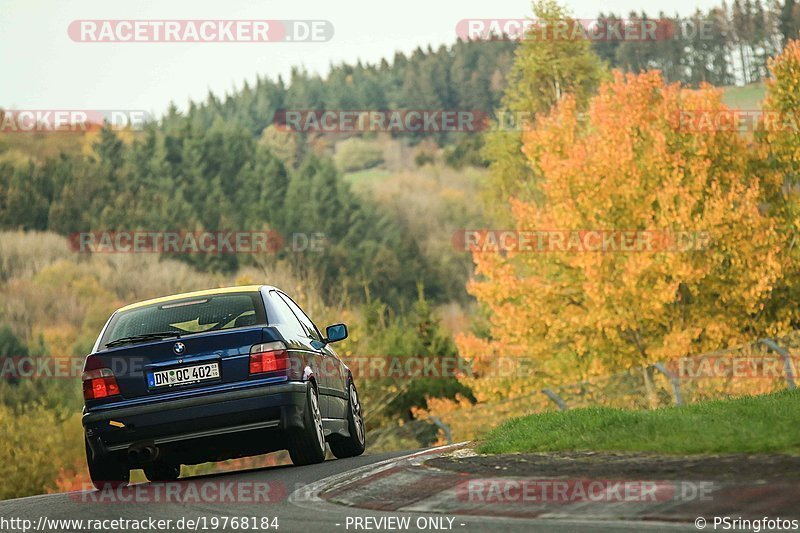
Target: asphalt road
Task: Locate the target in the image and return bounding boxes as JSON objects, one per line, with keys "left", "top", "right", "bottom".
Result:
{"left": 0, "top": 450, "right": 697, "bottom": 533}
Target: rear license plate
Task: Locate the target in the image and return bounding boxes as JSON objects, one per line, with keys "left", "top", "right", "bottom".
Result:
{"left": 148, "top": 362, "right": 220, "bottom": 388}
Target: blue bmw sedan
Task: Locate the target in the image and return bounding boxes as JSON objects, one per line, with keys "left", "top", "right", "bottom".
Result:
{"left": 82, "top": 285, "right": 365, "bottom": 488}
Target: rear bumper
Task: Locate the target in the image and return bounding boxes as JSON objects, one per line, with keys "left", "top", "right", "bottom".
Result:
{"left": 83, "top": 381, "right": 309, "bottom": 459}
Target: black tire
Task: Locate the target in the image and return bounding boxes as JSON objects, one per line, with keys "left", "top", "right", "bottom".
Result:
{"left": 85, "top": 439, "right": 129, "bottom": 490}
{"left": 144, "top": 461, "right": 181, "bottom": 482}
{"left": 329, "top": 379, "right": 366, "bottom": 459}
{"left": 287, "top": 382, "right": 326, "bottom": 466}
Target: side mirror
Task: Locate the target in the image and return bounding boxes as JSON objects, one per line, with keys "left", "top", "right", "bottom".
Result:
{"left": 325, "top": 323, "right": 348, "bottom": 344}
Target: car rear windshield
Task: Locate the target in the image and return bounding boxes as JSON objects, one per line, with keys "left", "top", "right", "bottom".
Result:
{"left": 100, "top": 292, "right": 267, "bottom": 348}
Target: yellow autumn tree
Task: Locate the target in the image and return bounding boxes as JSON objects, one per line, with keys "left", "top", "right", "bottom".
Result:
{"left": 458, "top": 70, "right": 786, "bottom": 404}
{"left": 755, "top": 39, "right": 800, "bottom": 330}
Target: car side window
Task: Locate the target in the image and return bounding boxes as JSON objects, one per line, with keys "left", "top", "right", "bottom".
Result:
{"left": 278, "top": 292, "right": 323, "bottom": 341}
{"left": 267, "top": 291, "right": 305, "bottom": 337}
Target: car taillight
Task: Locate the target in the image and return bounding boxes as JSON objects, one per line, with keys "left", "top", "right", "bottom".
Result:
{"left": 82, "top": 368, "right": 120, "bottom": 400}
{"left": 249, "top": 342, "right": 289, "bottom": 375}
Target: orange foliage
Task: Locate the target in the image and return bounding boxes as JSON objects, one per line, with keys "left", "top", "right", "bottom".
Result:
{"left": 458, "top": 70, "right": 786, "bottom": 407}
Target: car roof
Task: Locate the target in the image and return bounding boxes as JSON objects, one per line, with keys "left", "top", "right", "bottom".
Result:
{"left": 115, "top": 285, "right": 277, "bottom": 313}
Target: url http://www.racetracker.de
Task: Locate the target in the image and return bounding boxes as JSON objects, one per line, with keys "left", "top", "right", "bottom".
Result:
{"left": 0, "top": 515, "right": 280, "bottom": 532}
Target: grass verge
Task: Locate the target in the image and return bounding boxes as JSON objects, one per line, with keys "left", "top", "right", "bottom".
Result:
{"left": 477, "top": 390, "right": 800, "bottom": 455}
{"left": 721, "top": 83, "right": 766, "bottom": 109}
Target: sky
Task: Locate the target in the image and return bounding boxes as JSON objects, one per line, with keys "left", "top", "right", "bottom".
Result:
{"left": 1, "top": 0, "right": 723, "bottom": 117}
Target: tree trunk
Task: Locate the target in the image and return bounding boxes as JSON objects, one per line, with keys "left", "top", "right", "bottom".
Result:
{"left": 642, "top": 365, "right": 659, "bottom": 409}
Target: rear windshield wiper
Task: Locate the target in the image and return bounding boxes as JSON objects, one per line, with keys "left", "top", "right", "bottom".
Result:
{"left": 105, "top": 331, "right": 181, "bottom": 348}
